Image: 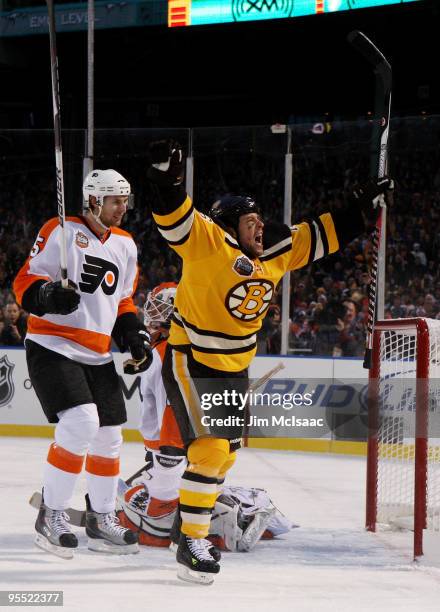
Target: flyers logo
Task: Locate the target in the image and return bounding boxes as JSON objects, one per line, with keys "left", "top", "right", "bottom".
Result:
{"left": 226, "top": 280, "right": 274, "bottom": 321}
{"left": 79, "top": 255, "right": 119, "bottom": 295}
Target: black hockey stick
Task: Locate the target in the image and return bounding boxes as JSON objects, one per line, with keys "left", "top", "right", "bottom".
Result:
{"left": 46, "top": 0, "right": 69, "bottom": 288}
{"left": 348, "top": 30, "right": 392, "bottom": 369}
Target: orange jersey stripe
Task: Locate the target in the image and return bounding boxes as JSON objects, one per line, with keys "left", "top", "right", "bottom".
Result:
{"left": 144, "top": 405, "right": 184, "bottom": 450}
{"left": 117, "top": 266, "right": 139, "bottom": 317}
{"left": 27, "top": 316, "right": 111, "bottom": 354}
{"left": 117, "top": 296, "right": 137, "bottom": 316}
{"left": 111, "top": 226, "right": 134, "bottom": 239}
{"left": 85, "top": 454, "right": 120, "bottom": 477}
{"left": 144, "top": 439, "right": 161, "bottom": 450}
{"left": 13, "top": 217, "right": 61, "bottom": 304}
{"left": 47, "top": 443, "right": 84, "bottom": 474}
{"left": 155, "top": 340, "right": 167, "bottom": 362}
{"left": 159, "top": 405, "right": 184, "bottom": 449}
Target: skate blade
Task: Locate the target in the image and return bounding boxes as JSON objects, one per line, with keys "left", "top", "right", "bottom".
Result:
{"left": 169, "top": 542, "right": 178, "bottom": 553}
{"left": 177, "top": 564, "right": 215, "bottom": 585}
{"left": 87, "top": 538, "right": 139, "bottom": 555}
{"left": 34, "top": 534, "right": 74, "bottom": 560}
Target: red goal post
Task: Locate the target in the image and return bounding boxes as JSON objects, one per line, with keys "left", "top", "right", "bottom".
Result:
{"left": 366, "top": 318, "right": 440, "bottom": 560}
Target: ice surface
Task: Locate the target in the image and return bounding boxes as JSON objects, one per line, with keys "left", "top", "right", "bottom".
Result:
{"left": 1, "top": 438, "right": 440, "bottom": 612}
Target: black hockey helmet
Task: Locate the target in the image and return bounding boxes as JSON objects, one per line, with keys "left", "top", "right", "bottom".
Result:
{"left": 209, "top": 195, "right": 261, "bottom": 233}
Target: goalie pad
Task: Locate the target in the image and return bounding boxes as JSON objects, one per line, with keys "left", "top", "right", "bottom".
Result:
{"left": 223, "top": 486, "right": 294, "bottom": 538}
{"left": 117, "top": 479, "right": 177, "bottom": 547}
{"left": 211, "top": 492, "right": 275, "bottom": 552}
{"left": 209, "top": 496, "right": 243, "bottom": 552}
{"left": 117, "top": 479, "right": 294, "bottom": 550}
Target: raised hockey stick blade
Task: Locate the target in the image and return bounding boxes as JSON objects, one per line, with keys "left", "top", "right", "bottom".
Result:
{"left": 46, "top": 0, "right": 69, "bottom": 288}
{"left": 348, "top": 31, "right": 392, "bottom": 369}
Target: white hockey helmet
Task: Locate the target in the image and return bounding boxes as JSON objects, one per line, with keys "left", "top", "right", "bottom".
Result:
{"left": 83, "top": 169, "right": 133, "bottom": 210}
{"left": 144, "top": 282, "right": 177, "bottom": 330}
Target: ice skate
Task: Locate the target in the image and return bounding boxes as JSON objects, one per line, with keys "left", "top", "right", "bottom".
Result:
{"left": 176, "top": 532, "right": 220, "bottom": 585}
{"left": 169, "top": 508, "right": 221, "bottom": 560}
{"left": 34, "top": 495, "right": 78, "bottom": 560}
{"left": 85, "top": 495, "right": 139, "bottom": 554}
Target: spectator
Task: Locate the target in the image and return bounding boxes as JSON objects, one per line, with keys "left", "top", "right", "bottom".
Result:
{"left": 338, "top": 300, "right": 365, "bottom": 357}
{"left": 0, "top": 302, "right": 27, "bottom": 346}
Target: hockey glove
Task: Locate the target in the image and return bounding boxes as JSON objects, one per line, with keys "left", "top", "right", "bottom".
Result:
{"left": 147, "top": 140, "right": 184, "bottom": 187}
{"left": 350, "top": 177, "right": 394, "bottom": 217}
{"left": 38, "top": 280, "right": 81, "bottom": 315}
{"left": 123, "top": 327, "right": 153, "bottom": 375}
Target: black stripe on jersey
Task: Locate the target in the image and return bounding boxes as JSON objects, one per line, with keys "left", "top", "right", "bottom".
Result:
{"left": 315, "top": 216, "right": 329, "bottom": 257}
{"left": 192, "top": 342, "right": 257, "bottom": 355}
{"left": 166, "top": 232, "right": 191, "bottom": 246}
{"left": 182, "top": 472, "right": 218, "bottom": 485}
{"left": 172, "top": 313, "right": 185, "bottom": 328}
{"left": 306, "top": 219, "right": 317, "bottom": 265}
{"left": 154, "top": 204, "right": 194, "bottom": 231}
{"left": 225, "top": 236, "right": 241, "bottom": 250}
{"left": 180, "top": 312, "right": 256, "bottom": 341}
{"left": 179, "top": 504, "right": 213, "bottom": 515}
{"left": 259, "top": 243, "right": 292, "bottom": 262}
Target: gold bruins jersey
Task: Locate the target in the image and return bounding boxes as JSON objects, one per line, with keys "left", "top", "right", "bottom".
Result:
{"left": 153, "top": 195, "right": 346, "bottom": 372}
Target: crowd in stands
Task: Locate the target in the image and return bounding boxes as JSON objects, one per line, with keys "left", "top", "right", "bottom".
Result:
{"left": 1, "top": 120, "right": 439, "bottom": 357}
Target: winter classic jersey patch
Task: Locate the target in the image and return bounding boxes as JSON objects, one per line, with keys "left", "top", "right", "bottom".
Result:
{"left": 226, "top": 280, "right": 274, "bottom": 321}
{"left": 232, "top": 255, "right": 255, "bottom": 277}
{"left": 75, "top": 231, "right": 89, "bottom": 248}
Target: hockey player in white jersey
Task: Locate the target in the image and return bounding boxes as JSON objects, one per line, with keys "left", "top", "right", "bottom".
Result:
{"left": 118, "top": 282, "right": 188, "bottom": 546}
{"left": 14, "top": 169, "right": 152, "bottom": 558}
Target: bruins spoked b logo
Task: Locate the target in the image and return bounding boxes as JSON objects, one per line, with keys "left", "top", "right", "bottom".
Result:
{"left": 79, "top": 255, "right": 119, "bottom": 295}
{"left": 226, "top": 280, "right": 274, "bottom": 321}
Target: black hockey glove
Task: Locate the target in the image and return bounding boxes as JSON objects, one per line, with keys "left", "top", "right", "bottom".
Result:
{"left": 147, "top": 140, "right": 184, "bottom": 187}
{"left": 349, "top": 177, "right": 394, "bottom": 218}
{"left": 123, "top": 327, "right": 153, "bottom": 375}
{"left": 38, "top": 280, "right": 81, "bottom": 315}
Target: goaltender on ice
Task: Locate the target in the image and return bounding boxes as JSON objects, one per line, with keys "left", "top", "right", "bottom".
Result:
{"left": 13, "top": 169, "right": 153, "bottom": 559}
{"left": 146, "top": 139, "right": 393, "bottom": 584}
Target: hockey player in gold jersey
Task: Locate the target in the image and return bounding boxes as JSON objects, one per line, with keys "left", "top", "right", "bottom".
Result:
{"left": 146, "top": 140, "right": 392, "bottom": 583}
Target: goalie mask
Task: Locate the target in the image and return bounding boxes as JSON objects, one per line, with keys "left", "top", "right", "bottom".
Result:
{"left": 144, "top": 282, "right": 177, "bottom": 342}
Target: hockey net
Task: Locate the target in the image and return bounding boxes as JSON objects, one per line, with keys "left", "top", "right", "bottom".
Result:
{"left": 366, "top": 318, "right": 440, "bottom": 559}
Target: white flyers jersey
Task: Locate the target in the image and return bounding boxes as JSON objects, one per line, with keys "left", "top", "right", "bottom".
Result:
{"left": 139, "top": 341, "right": 167, "bottom": 443}
{"left": 14, "top": 216, "right": 139, "bottom": 365}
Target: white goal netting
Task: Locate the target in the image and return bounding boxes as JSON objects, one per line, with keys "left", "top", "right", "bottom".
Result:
{"left": 376, "top": 319, "right": 440, "bottom": 532}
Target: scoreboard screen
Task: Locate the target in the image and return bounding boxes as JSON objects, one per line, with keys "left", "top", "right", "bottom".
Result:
{"left": 168, "top": 0, "right": 422, "bottom": 27}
